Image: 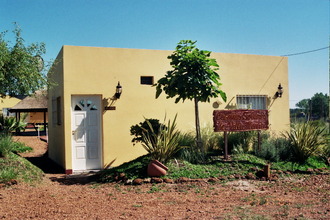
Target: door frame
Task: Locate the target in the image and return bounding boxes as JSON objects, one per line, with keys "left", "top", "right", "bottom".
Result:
{"left": 71, "top": 95, "right": 103, "bottom": 172}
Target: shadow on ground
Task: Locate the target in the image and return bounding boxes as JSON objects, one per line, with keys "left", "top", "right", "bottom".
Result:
{"left": 49, "top": 173, "right": 100, "bottom": 185}
{"left": 24, "top": 153, "right": 64, "bottom": 174}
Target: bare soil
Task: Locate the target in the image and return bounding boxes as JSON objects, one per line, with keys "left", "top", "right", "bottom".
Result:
{"left": 0, "top": 134, "right": 329, "bottom": 219}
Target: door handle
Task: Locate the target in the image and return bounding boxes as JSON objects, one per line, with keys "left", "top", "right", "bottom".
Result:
{"left": 72, "top": 130, "right": 76, "bottom": 135}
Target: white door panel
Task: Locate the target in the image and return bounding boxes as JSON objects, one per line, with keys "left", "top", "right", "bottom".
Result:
{"left": 71, "top": 96, "right": 102, "bottom": 171}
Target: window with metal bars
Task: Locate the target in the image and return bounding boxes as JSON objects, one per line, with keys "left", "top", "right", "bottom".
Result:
{"left": 236, "top": 95, "right": 267, "bottom": 110}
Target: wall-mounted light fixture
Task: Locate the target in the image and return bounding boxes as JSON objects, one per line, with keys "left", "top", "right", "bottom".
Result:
{"left": 104, "top": 81, "right": 123, "bottom": 111}
{"left": 115, "top": 81, "right": 122, "bottom": 99}
{"left": 275, "top": 83, "right": 283, "bottom": 98}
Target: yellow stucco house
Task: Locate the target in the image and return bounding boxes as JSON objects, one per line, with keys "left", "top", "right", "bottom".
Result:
{"left": 48, "top": 45, "right": 289, "bottom": 174}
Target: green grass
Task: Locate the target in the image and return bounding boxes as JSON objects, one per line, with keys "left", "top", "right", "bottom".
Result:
{"left": 99, "top": 153, "right": 329, "bottom": 182}
{"left": 0, "top": 152, "right": 44, "bottom": 184}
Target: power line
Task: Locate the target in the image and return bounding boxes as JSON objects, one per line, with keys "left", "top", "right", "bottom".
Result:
{"left": 281, "top": 46, "right": 330, "bottom": 56}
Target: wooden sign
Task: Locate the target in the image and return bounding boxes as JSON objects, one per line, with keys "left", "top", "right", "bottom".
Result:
{"left": 213, "top": 109, "right": 269, "bottom": 132}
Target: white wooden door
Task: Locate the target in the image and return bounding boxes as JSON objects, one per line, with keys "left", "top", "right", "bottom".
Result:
{"left": 71, "top": 95, "right": 102, "bottom": 171}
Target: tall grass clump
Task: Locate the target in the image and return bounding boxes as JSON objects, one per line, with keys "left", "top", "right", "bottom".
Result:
{"left": 283, "top": 121, "right": 328, "bottom": 163}
{"left": 228, "top": 131, "right": 258, "bottom": 154}
{"left": 0, "top": 134, "right": 15, "bottom": 158}
{"left": 176, "top": 124, "right": 222, "bottom": 163}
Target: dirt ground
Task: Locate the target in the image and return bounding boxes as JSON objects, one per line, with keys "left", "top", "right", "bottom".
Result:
{"left": 0, "top": 134, "right": 329, "bottom": 219}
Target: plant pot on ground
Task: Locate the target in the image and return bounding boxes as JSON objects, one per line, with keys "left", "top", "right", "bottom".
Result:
{"left": 147, "top": 159, "right": 168, "bottom": 177}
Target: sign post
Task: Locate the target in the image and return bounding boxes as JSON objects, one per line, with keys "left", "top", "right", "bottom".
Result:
{"left": 213, "top": 109, "right": 269, "bottom": 159}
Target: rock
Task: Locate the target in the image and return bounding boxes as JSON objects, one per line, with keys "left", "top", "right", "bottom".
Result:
{"left": 256, "top": 170, "right": 264, "bottom": 179}
{"left": 218, "top": 176, "right": 226, "bottom": 181}
{"left": 143, "top": 178, "right": 151, "bottom": 183}
{"left": 191, "top": 179, "right": 205, "bottom": 183}
{"left": 133, "top": 178, "right": 143, "bottom": 185}
{"left": 260, "top": 177, "right": 267, "bottom": 181}
{"left": 307, "top": 168, "right": 314, "bottom": 173}
{"left": 228, "top": 175, "right": 235, "bottom": 180}
{"left": 208, "top": 178, "right": 218, "bottom": 183}
{"left": 163, "top": 178, "right": 174, "bottom": 184}
{"left": 9, "top": 179, "right": 17, "bottom": 185}
{"left": 124, "top": 179, "right": 133, "bottom": 185}
{"left": 176, "top": 177, "right": 190, "bottom": 183}
{"left": 245, "top": 173, "right": 255, "bottom": 180}
{"left": 234, "top": 174, "right": 241, "bottom": 179}
{"left": 249, "top": 167, "right": 259, "bottom": 172}
{"left": 151, "top": 177, "right": 163, "bottom": 184}
{"left": 119, "top": 173, "right": 126, "bottom": 179}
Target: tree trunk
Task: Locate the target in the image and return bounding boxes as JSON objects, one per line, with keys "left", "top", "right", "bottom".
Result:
{"left": 194, "top": 97, "right": 203, "bottom": 153}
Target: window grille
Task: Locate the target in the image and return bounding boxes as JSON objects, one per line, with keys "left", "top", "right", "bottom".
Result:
{"left": 236, "top": 95, "right": 267, "bottom": 110}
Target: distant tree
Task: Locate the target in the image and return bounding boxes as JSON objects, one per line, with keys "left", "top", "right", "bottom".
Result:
{"left": 155, "top": 40, "right": 226, "bottom": 153}
{"left": 296, "top": 98, "right": 310, "bottom": 119}
{"left": 0, "top": 23, "right": 47, "bottom": 97}
{"left": 295, "top": 93, "right": 329, "bottom": 120}
{"left": 310, "top": 93, "right": 329, "bottom": 119}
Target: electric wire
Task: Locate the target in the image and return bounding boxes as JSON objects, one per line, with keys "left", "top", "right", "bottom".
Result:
{"left": 281, "top": 46, "right": 329, "bottom": 56}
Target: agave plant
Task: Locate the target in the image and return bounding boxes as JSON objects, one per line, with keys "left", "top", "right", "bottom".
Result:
{"left": 141, "top": 114, "right": 182, "bottom": 163}
{"left": 0, "top": 114, "right": 26, "bottom": 134}
{"left": 283, "top": 122, "right": 328, "bottom": 163}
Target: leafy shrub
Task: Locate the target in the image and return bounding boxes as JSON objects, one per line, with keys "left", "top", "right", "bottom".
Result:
{"left": 254, "top": 137, "right": 292, "bottom": 162}
{"left": 130, "top": 118, "right": 164, "bottom": 144}
{"left": 12, "top": 141, "right": 33, "bottom": 154}
{"left": 226, "top": 131, "right": 258, "bottom": 154}
{"left": 0, "top": 114, "right": 27, "bottom": 134}
{"left": 283, "top": 122, "right": 328, "bottom": 163}
{"left": 139, "top": 115, "right": 182, "bottom": 163}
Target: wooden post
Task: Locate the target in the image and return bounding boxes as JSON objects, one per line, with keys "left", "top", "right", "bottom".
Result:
{"left": 15, "top": 112, "right": 20, "bottom": 133}
{"left": 43, "top": 111, "right": 47, "bottom": 132}
{"left": 258, "top": 130, "right": 261, "bottom": 152}
{"left": 224, "top": 131, "right": 228, "bottom": 160}
{"left": 264, "top": 164, "right": 271, "bottom": 179}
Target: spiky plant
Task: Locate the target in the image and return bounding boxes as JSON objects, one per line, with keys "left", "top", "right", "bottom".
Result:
{"left": 0, "top": 114, "right": 26, "bottom": 134}
{"left": 283, "top": 122, "right": 328, "bottom": 163}
{"left": 141, "top": 114, "right": 182, "bottom": 163}
{"left": 0, "top": 134, "right": 15, "bottom": 158}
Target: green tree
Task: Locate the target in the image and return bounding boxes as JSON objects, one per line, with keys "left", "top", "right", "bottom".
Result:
{"left": 310, "top": 93, "right": 328, "bottom": 119}
{"left": 0, "top": 23, "right": 47, "bottom": 97}
{"left": 296, "top": 98, "right": 310, "bottom": 119}
{"left": 295, "top": 93, "right": 329, "bottom": 120}
{"left": 155, "top": 40, "right": 226, "bottom": 153}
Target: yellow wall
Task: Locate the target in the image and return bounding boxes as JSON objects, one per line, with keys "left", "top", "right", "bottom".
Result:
{"left": 48, "top": 48, "right": 66, "bottom": 168}
{"left": 29, "top": 112, "right": 48, "bottom": 123}
{"left": 48, "top": 45, "right": 289, "bottom": 172}
{"left": 0, "top": 96, "right": 21, "bottom": 114}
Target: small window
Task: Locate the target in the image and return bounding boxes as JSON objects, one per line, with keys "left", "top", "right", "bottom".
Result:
{"left": 57, "top": 97, "right": 62, "bottom": 125}
{"left": 236, "top": 95, "right": 267, "bottom": 110}
{"left": 140, "top": 76, "right": 154, "bottom": 85}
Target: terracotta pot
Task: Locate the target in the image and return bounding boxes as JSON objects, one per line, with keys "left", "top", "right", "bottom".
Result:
{"left": 147, "top": 160, "right": 168, "bottom": 177}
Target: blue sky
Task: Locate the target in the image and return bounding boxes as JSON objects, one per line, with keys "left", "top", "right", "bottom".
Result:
{"left": 1, "top": 0, "right": 329, "bottom": 108}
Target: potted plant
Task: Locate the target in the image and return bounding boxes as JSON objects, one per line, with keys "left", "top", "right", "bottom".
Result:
{"left": 131, "top": 115, "right": 182, "bottom": 177}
